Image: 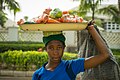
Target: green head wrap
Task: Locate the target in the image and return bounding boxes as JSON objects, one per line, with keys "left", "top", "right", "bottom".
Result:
{"left": 43, "top": 31, "right": 66, "bottom": 46}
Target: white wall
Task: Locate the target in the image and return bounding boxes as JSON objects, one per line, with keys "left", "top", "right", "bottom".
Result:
{"left": 64, "top": 31, "right": 77, "bottom": 47}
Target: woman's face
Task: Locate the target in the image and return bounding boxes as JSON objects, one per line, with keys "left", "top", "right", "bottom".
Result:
{"left": 46, "top": 40, "right": 65, "bottom": 63}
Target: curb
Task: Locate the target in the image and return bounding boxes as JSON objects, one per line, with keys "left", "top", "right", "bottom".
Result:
{"left": 0, "top": 70, "right": 34, "bottom": 77}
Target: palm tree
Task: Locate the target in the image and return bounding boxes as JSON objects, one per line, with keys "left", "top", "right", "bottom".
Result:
{"left": 118, "top": 0, "right": 120, "bottom": 24}
{"left": 118, "top": 0, "right": 120, "bottom": 12}
{"left": 96, "top": 0, "right": 120, "bottom": 24}
{"left": 74, "top": 0, "right": 120, "bottom": 24}
{"left": 96, "top": 5, "right": 120, "bottom": 24}
{"left": 78, "top": 0, "right": 104, "bottom": 20}
{"left": 0, "top": 0, "right": 20, "bottom": 28}
{"left": 115, "top": 0, "right": 120, "bottom": 23}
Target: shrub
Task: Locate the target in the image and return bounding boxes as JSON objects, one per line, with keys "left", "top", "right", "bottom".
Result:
{"left": 111, "top": 49, "right": 120, "bottom": 55}
{"left": 0, "top": 41, "right": 44, "bottom": 52}
{"left": 0, "top": 50, "right": 77, "bottom": 71}
{"left": 114, "top": 55, "right": 120, "bottom": 66}
{"left": 62, "top": 52, "right": 78, "bottom": 60}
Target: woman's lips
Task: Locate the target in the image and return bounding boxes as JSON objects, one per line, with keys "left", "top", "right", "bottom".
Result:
{"left": 53, "top": 57, "right": 60, "bottom": 60}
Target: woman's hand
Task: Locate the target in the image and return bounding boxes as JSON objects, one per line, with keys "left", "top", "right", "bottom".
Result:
{"left": 86, "top": 20, "right": 95, "bottom": 30}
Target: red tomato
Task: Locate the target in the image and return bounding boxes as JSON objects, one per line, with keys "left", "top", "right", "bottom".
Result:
{"left": 17, "top": 21, "right": 21, "bottom": 25}
{"left": 62, "top": 11, "right": 69, "bottom": 14}
{"left": 80, "top": 18, "right": 83, "bottom": 22}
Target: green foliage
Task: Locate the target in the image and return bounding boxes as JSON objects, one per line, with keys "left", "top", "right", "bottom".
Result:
{"left": 0, "top": 0, "right": 20, "bottom": 28}
{"left": 0, "top": 50, "right": 77, "bottom": 71}
{"left": 78, "top": 0, "right": 103, "bottom": 19}
{"left": 0, "top": 41, "right": 44, "bottom": 52}
{"left": 84, "top": 16, "right": 103, "bottom": 27}
{"left": 0, "top": 50, "right": 48, "bottom": 71}
{"left": 62, "top": 52, "right": 78, "bottom": 60}
{"left": 24, "top": 16, "right": 29, "bottom": 21}
{"left": 111, "top": 49, "right": 120, "bottom": 55}
{"left": 111, "top": 49, "right": 120, "bottom": 66}
{"left": 0, "top": 11, "right": 8, "bottom": 28}
{"left": 1, "top": 49, "right": 119, "bottom": 71}
{"left": 114, "top": 55, "right": 120, "bottom": 66}
{"left": 96, "top": 5, "right": 120, "bottom": 24}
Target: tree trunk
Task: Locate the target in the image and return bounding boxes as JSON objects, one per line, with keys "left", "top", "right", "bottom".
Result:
{"left": 0, "top": 0, "right": 3, "bottom": 11}
{"left": 92, "top": 5, "right": 95, "bottom": 20}
{"left": 91, "top": 0, "right": 95, "bottom": 20}
{"left": 118, "top": 0, "right": 120, "bottom": 13}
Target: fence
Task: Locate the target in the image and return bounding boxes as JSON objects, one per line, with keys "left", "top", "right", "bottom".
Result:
{"left": 0, "top": 27, "right": 43, "bottom": 42}
{"left": 0, "top": 27, "right": 120, "bottom": 49}
{"left": 101, "top": 32, "right": 120, "bottom": 49}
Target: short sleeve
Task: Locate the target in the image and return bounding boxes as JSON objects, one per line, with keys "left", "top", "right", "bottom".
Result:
{"left": 70, "top": 58, "right": 85, "bottom": 75}
{"left": 32, "top": 68, "right": 43, "bottom": 80}
{"left": 32, "top": 70, "right": 38, "bottom": 80}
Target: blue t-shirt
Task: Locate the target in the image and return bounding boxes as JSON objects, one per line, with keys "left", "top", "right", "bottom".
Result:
{"left": 32, "top": 58, "right": 85, "bottom": 80}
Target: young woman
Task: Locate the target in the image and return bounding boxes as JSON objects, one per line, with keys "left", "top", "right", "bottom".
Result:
{"left": 32, "top": 25, "right": 109, "bottom": 80}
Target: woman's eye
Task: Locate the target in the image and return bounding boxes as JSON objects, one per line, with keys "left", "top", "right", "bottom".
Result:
{"left": 48, "top": 46, "right": 54, "bottom": 50}
{"left": 50, "top": 48, "right": 54, "bottom": 50}
{"left": 57, "top": 46, "right": 62, "bottom": 50}
{"left": 48, "top": 46, "right": 63, "bottom": 51}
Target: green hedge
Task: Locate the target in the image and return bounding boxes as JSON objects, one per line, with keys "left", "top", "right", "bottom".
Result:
{"left": 0, "top": 50, "right": 120, "bottom": 71}
{"left": 0, "top": 50, "right": 77, "bottom": 71}
{"left": 114, "top": 55, "right": 120, "bottom": 66}
{"left": 0, "top": 41, "right": 44, "bottom": 52}
{"left": 111, "top": 49, "right": 120, "bottom": 55}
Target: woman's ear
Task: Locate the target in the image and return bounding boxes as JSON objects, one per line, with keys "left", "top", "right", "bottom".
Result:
{"left": 64, "top": 46, "right": 66, "bottom": 50}
{"left": 63, "top": 44, "right": 66, "bottom": 49}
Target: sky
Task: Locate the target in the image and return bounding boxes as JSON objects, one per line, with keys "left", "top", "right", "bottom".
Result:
{"left": 5, "top": 0, "right": 118, "bottom": 22}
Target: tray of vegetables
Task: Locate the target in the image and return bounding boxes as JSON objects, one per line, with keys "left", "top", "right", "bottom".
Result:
{"left": 18, "top": 8, "right": 88, "bottom": 31}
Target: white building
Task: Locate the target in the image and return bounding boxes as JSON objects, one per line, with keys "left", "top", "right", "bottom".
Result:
{"left": 104, "top": 21, "right": 120, "bottom": 32}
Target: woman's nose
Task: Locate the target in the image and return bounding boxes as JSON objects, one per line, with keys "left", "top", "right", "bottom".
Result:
{"left": 53, "top": 49, "right": 59, "bottom": 55}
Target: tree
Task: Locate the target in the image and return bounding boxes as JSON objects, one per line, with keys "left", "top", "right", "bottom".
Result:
{"left": 96, "top": 0, "right": 120, "bottom": 24}
{"left": 73, "top": 0, "right": 120, "bottom": 24}
{"left": 96, "top": 5, "right": 120, "bottom": 24}
{"left": 0, "top": 11, "right": 8, "bottom": 28}
{"left": 118, "top": 0, "right": 120, "bottom": 24}
{"left": 0, "top": 0, "right": 20, "bottom": 28}
{"left": 118, "top": 0, "right": 120, "bottom": 13}
{"left": 78, "top": 0, "right": 104, "bottom": 20}
{"left": 24, "top": 16, "right": 29, "bottom": 22}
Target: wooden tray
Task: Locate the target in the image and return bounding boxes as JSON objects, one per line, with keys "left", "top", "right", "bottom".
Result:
{"left": 19, "top": 22, "right": 88, "bottom": 31}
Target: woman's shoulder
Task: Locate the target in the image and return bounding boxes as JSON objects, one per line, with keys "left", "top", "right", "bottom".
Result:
{"left": 34, "top": 67, "right": 44, "bottom": 74}
{"left": 62, "top": 58, "right": 85, "bottom": 64}
{"left": 34, "top": 62, "right": 47, "bottom": 74}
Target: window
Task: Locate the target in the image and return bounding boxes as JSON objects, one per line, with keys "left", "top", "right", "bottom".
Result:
{"left": 112, "top": 22, "right": 115, "bottom": 24}
{"left": 108, "top": 22, "right": 111, "bottom": 24}
{"left": 112, "top": 25, "right": 115, "bottom": 29}
{"left": 108, "top": 25, "right": 111, "bottom": 29}
{"left": 105, "top": 22, "right": 120, "bottom": 32}
{"left": 116, "top": 25, "right": 120, "bottom": 30}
